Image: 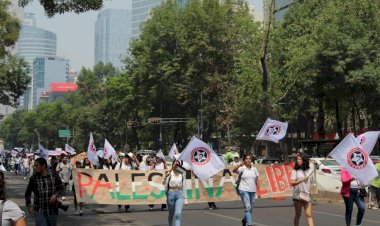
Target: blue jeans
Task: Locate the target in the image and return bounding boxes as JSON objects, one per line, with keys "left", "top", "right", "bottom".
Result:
{"left": 35, "top": 213, "right": 57, "bottom": 226}
{"left": 239, "top": 190, "right": 256, "bottom": 226}
{"left": 167, "top": 191, "right": 184, "bottom": 226}
{"left": 343, "top": 188, "right": 365, "bottom": 226}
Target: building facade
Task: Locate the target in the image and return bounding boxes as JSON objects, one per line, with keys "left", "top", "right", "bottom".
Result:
{"left": 131, "top": 0, "right": 163, "bottom": 38}
{"left": 17, "top": 13, "right": 57, "bottom": 110}
{"left": 95, "top": 9, "right": 132, "bottom": 69}
{"left": 32, "top": 57, "right": 69, "bottom": 107}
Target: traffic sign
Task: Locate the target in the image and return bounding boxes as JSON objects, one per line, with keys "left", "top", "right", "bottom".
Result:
{"left": 58, "top": 130, "right": 71, "bottom": 138}
{"left": 148, "top": 117, "right": 161, "bottom": 124}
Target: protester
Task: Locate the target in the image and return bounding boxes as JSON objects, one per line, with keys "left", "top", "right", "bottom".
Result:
{"left": 368, "top": 162, "right": 380, "bottom": 210}
{"left": 164, "top": 159, "right": 188, "bottom": 226}
{"left": 15, "top": 155, "right": 21, "bottom": 175}
{"left": 116, "top": 155, "right": 134, "bottom": 211}
{"left": 100, "top": 158, "right": 112, "bottom": 170}
{"left": 230, "top": 153, "right": 242, "bottom": 166}
{"left": 154, "top": 154, "right": 168, "bottom": 210}
{"left": 341, "top": 167, "right": 367, "bottom": 226}
{"left": 233, "top": 154, "right": 260, "bottom": 226}
{"left": 290, "top": 153, "right": 314, "bottom": 226}
{"left": 72, "top": 161, "right": 84, "bottom": 216}
{"left": 0, "top": 171, "right": 27, "bottom": 226}
{"left": 82, "top": 158, "right": 93, "bottom": 169}
{"left": 28, "top": 156, "right": 35, "bottom": 177}
{"left": 22, "top": 155, "right": 29, "bottom": 179}
{"left": 25, "top": 157, "right": 66, "bottom": 226}
{"left": 56, "top": 155, "right": 71, "bottom": 201}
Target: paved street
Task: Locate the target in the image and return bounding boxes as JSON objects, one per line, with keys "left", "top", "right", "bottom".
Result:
{"left": 5, "top": 172, "right": 380, "bottom": 226}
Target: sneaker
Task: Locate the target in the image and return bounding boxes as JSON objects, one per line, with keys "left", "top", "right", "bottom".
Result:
{"left": 23, "top": 177, "right": 26, "bottom": 180}
{"left": 79, "top": 210, "right": 83, "bottom": 216}
{"left": 242, "top": 219, "right": 246, "bottom": 226}
{"left": 149, "top": 207, "right": 153, "bottom": 211}
{"left": 62, "top": 196, "right": 66, "bottom": 201}
{"left": 75, "top": 210, "right": 79, "bottom": 215}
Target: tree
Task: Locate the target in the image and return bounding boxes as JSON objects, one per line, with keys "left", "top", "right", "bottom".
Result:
{"left": 272, "top": 0, "right": 380, "bottom": 142}
{"left": 18, "top": 0, "right": 105, "bottom": 17}
{"left": 0, "top": 1, "right": 30, "bottom": 106}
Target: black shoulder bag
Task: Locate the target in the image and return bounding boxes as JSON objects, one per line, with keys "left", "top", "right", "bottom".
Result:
{"left": 235, "top": 169, "right": 244, "bottom": 195}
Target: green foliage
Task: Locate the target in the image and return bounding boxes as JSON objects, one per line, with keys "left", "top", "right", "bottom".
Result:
{"left": 18, "top": 0, "right": 105, "bottom": 17}
{"left": 0, "top": 1, "right": 30, "bottom": 106}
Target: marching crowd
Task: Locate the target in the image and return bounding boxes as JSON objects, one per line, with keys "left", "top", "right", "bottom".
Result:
{"left": 0, "top": 150, "right": 378, "bottom": 226}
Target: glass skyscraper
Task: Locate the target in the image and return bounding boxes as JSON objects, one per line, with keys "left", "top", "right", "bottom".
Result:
{"left": 131, "top": 0, "right": 163, "bottom": 38}
{"left": 33, "top": 57, "right": 69, "bottom": 107}
{"left": 17, "top": 13, "right": 57, "bottom": 109}
{"left": 95, "top": 9, "right": 132, "bottom": 69}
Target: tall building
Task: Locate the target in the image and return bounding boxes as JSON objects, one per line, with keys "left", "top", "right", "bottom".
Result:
{"left": 32, "top": 57, "right": 69, "bottom": 107}
{"left": 95, "top": 9, "right": 132, "bottom": 69}
{"left": 17, "top": 13, "right": 57, "bottom": 109}
{"left": 131, "top": 0, "right": 163, "bottom": 38}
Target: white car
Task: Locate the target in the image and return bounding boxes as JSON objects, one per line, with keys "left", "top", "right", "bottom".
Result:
{"left": 310, "top": 158, "right": 342, "bottom": 193}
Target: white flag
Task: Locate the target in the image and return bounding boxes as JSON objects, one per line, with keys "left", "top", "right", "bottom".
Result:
{"left": 179, "top": 136, "right": 225, "bottom": 180}
{"left": 38, "top": 144, "right": 49, "bottom": 160}
{"left": 256, "top": 118, "right": 288, "bottom": 143}
{"left": 104, "top": 139, "right": 118, "bottom": 164}
{"left": 356, "top": 131, "right": 380, "bottom": 155}
{"left": 168, "top": 143, "right": 179, "bottom": 159}
{"left": 156, "top": 149, "right": 165, "bottom": 160}
{"left": 330, "top": 133, "right": 378, "bottom": 185}
{"left": 65, "top": 144, "right": 76, "bottom": 155}
{"left": 87, "top": 133, "right": 98, "bottom": 164}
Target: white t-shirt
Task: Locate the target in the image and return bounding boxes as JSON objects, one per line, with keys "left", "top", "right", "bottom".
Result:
{"left": 1, "top": 200, "right": 25, "bottom": 226}
{"left": 154, "top": 162, "right": 165, "bottom": 170}
{"left": 290, "top": 168, "right": 314, "bottom": 200}
{"left": 237, "top": 166, "right": 259, "bottom": 192}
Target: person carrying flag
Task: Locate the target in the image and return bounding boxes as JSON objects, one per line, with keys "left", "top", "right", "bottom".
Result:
{"left": 341, "top": 167, "right": 367, "bottom": 226}
{"left": 290, "top": 153, "right": 314, "bottom": 226}
{"left": 233, "top": 154, "right": 261, "bottom": 226}
{"left": 164, "top": 159, "right": 188, "bottom": 226}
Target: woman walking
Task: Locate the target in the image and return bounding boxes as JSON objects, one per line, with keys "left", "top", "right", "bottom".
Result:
{"left": 0, "top": 171, "right": 27, "bottom": 226}
{"left": 164, "top": 159, "right": 188, "bottom": 226}
{"left": 233, "top": 154, "right": 260, "bottom": 226}
{"left": 290, "top": 153, "right": 314, "bottom": 226}
{"left": 341, "top": 167, "right": 366, "bottom": 226}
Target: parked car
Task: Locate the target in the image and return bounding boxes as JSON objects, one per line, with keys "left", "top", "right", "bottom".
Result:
{"left": 310, "top": 158, "right": 342, "bottom": 193}
{"left": 370, "top": 155, "right": 380, "bottom": 164}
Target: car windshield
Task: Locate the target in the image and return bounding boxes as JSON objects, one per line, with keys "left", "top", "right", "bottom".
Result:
{"left": 322, "top": 160, "right": 339, "bottom": 166}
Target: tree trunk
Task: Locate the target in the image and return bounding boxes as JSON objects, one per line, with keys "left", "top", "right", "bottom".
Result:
{"left": 317, "top": 98, "right": 325, "bottom": 139}
{"left": 335, "top": 100, "right": 343, "bottom": 138}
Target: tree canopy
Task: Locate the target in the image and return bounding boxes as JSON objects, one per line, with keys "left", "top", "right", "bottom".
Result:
{"left": 0, "top": 1, "right": 30, "bottom": 107}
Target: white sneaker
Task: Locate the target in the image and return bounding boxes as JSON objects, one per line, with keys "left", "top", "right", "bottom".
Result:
{"left": 62, "top": 196, "right": 66, "bottom": 201}
{"left": 75, "top": 210, "right": 79, "bottom": 215}
{"left": 79, "top": 210, "right": 83, "bottom": 216}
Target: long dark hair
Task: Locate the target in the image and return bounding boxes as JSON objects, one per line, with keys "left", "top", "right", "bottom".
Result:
{"left": 0, "top": 171, "right": 6, "bottom": 200}
{"left": 294, "top": 153, "right": 310, "bottom": 171}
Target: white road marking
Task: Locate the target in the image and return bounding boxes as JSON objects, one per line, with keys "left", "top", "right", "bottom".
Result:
{"left": 313, "top": 211, "right": 380, "bottom": 224}
{"left": 205, "top": 211, "right": 270, "bottom": 226}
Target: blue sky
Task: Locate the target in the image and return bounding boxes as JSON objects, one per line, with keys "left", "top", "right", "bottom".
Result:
{"left": 25, "top": 0, "right": 263, "bottom": 72}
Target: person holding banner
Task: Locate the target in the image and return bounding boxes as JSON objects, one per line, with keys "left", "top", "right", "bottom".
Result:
{"left": 340, "top": 167, "right": 367, "bottom": 226}
{"left": 164, "top": 159, "right": 188, "bottom": 226}
{"left": 72, "top": 161, "right": 84, "bottom": 216}
{"left": 290, "top": 154, "right": 314, "bottom": 226}
{"left": 233, "top": 154, "right": 260, "bottom": 226}
{"left": 368, "top": 162, "right": 380, "bottom": 210}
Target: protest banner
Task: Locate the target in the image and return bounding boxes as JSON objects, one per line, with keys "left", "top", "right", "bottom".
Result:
{"left": 73, "top": 163, "right": 317, "bottom": 205}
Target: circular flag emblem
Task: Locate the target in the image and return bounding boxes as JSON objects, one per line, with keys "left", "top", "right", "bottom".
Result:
{"left": 190, "top": 147, "right": 211, "bottom": 166}
{"left": 346, "top": 147, "right": 368, "bottom": 170}
{"left": 265, "top": 125, "right": 282, "bottom": 136}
